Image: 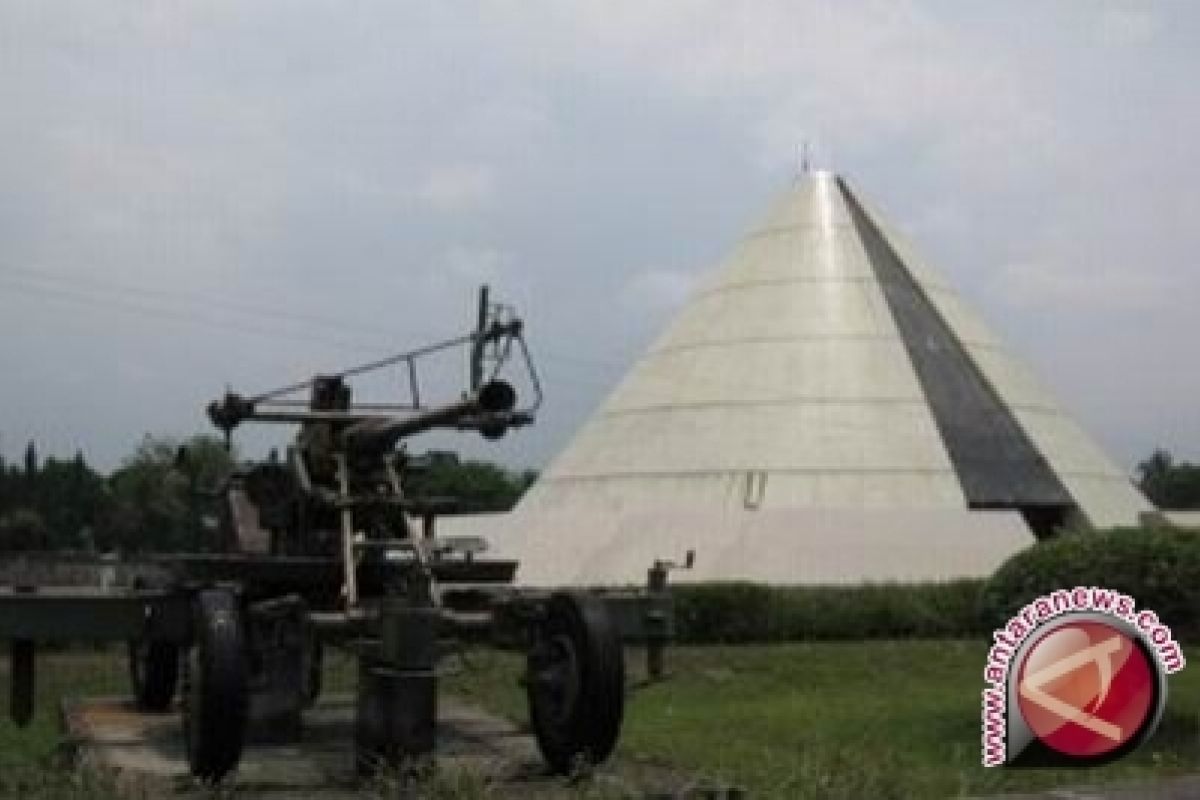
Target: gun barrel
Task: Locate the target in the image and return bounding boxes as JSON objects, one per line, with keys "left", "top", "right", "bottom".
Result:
{"left": 339, "top": 380, "right": 517, "bottom": 452}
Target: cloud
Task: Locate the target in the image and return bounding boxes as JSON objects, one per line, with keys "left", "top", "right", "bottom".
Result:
{"left": 455, "top": 92, "right": 555, "bottom": 151}
{"left": 493, "top": 1, "right": 1062, "bottom": 182}
{"left": 441, "top": 244, "right": 512, "bottom": 285}
{"left": 1096, "top": 7, "right": 1162, "bottom": 47}
{"left": 622, "top": 268, "right": 697, "bottom": 312}
{"left": 990, "top": 260, "right": 1174, "bottom": 314}
{"left": 417, "top": 164, "right": 496, "bottom": 212}
{"left": 1, "top": 2, "right": 1198, "bottom": 470}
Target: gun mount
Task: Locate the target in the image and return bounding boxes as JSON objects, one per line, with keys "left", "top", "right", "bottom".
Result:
{"left": 0, "top": 286, "right": 675, "bottom": 786}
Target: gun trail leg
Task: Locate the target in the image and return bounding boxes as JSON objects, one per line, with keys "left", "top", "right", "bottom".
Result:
{"left": 9, "top": 638, "right": 35, "bottom": 727}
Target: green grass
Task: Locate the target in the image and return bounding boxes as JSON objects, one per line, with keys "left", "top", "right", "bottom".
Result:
{"left": 3, "top": 642, "right": 1199, "bottom": 799}
{"left": 0, "top": 648, "right": 127, "bottom": 798}
{"left": 445, "top": 641, "right": 1200, "bottom": 799}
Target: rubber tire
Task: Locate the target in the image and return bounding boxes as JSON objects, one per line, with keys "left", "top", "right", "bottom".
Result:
{"left": 128, "top": 639, "right": 179, "bottom": 711}
{"left": 183, "top": 589, "right": 249, "bottom": 783}
{"left": 527, "top": 593, "right": 625, "bottom": 774}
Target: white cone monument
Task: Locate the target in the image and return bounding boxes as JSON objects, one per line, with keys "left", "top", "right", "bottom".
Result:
{"left": 495, "top": 171, "right": 1151, "bottom": 585}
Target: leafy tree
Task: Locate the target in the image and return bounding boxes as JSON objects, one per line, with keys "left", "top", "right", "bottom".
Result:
{"left": 99, "top": 434, "right": 235, "bottom": 553}
{"left": 1137, "top": 450, "right": 1173, "bottom": 496}
{"left": 23, "top": 440, "right": 37, "bottom": 479}
{"left": 405, "top": 457, "right": 536, "bottom": 512}
{"left": 0, "top": 428, "right": 538, "bottom": 554}
{"left": 0, "top": 442, "right": 108, "bottom": 549}
{"left": 1137, "top": 449, "right": 1200, "bottom": 510}
{"left": 517, "top": 469, "right": 539, "bottom": 493}
{"left": 0, "top": 508, "right": 50, "bottom": 552}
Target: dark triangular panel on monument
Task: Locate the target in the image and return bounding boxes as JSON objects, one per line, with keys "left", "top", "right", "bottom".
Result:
{"left": 837, "top": 178, "right": 1075, "bottom": 536}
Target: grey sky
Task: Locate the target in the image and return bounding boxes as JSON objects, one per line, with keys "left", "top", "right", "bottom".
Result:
{"left": 1, "top": 2, "right": 1196, "bottom": 473}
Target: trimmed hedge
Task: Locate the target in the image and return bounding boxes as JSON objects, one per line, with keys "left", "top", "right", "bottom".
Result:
{"left": 664, "top": 528, "right": 1199, "bottom": 643}
{"left": 671, "top": 579, "right": 988, "bottom": 643}
{"left": 979, "top": 526, "right": 1200, "bottom": 641}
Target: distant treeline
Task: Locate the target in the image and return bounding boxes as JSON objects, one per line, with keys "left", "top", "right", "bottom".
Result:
{"left": 0, "top": 434, "right": 536, "bottom": 554}
{"left": 0, "top": 437, "right": 1194, "bottom": 555}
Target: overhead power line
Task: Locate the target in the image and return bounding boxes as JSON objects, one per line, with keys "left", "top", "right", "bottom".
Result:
{"left": 0, "top": 275, "right": 389, "bottom": 354}
{"left": 0, "top": 262, "right": 638, "bottom": 393}
{"left": 0, "top": 262, "right": 404, "bottom": 342}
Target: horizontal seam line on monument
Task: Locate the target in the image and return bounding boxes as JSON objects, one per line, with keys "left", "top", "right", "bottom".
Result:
{"left": 598, "top": 398, "right": 932, "bottom": 414}
{"left": 739, "top": 223, "right": 856, "bottom": 241}
{"left": 647, "top": 336, "right": 1006, "bottom": 356}
{"left": 595, "top": 399, "right": 1064, "bottom": 415}
{"left": 539, "top": 468, "right": 1128, "bottom": 482}
{"left": 540, "top": 467, "right": 962, "bottom": 480}
{"left": 691, "top": 276, "right": 957, "bottom": 301}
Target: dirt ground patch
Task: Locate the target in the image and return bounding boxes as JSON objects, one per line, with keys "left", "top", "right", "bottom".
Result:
{"left": 64, "top": 694, "right": 709, "bottom": 799}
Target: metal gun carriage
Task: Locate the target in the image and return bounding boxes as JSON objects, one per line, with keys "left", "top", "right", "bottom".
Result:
{"left": 0, "top": 288, "right": 676, "bottom": 783}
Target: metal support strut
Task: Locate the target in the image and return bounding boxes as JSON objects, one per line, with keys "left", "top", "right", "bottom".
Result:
{"left": 335, "top": 453, "right": 359, "bottom": 609}
{"left": 355, "top": 598, "right": 439, "bottom": 774}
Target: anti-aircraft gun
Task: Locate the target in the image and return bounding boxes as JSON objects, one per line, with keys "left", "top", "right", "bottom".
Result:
{"left": 0, "top": 287, "right": 675, "bottom": 783}
{"left": 204, "top": 285, "right": 538, "bottom": 571}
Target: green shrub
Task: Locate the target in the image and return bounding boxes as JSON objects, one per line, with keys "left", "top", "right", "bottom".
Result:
{"left": 672, "top": 579, "right": 987, "bottom": 643}
{"left": 979, "top": 527, "right": 1200, "bottom": 640}
{"left": 667, "top": 528, "right": 1200, "bottom": 643}
{"left": 672, "top": 582, "right": 778, "bottom": 643}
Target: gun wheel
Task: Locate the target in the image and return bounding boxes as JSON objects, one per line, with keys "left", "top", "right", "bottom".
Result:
{"left": 128, "top": 639, "right": 178, "bottom": 711}
{"left": 183, "top": 589, "right": 249, "bottom": 783}
{"left": 527, "top": 593, "right": 625, "bottom": 774}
